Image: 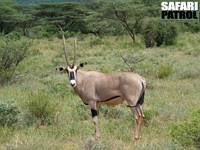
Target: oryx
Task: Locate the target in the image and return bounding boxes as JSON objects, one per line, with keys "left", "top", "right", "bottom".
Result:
{"left": 57, "top": 30, "right": 146, "bottom": 140}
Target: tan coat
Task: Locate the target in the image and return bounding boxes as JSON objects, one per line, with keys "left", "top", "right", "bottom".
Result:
{"left": 74, "top": 70, "right": 146, "bottom": 107}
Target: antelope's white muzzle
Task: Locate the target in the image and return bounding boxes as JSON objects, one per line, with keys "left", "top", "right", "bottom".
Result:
{"left": 70, "top": 79, "right": 76, "bottom": 87}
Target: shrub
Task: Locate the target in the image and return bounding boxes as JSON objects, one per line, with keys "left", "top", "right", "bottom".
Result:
{"left": 157, "top": 64, "right": 173, "bottom": 79}
{"left": 184, "top": 22, "right": 200, "bottom": 33}
{"left": 4, "top": 32, "right": 22, "bottom": 40}
{"left": 163, "top": 24, "right": 177, "bottom": 45}
{"left": 0, "top": 102, "right": 19, "bottom": 127}
{"left": 170, "top": 109, "right": 200, "bottom": 148}
{"left": 0, "top": 36, "right": 30, "bottom": 85}
{"left": 28, "top": 26, "right": 55, "bottom": 39}
{"left": 143, "top": 19, "right": 178, "bottom": 48}
{"left": 26, "top": 91, "right": 58, "bottom": 126}
{"left": 143, "top": 19, "right": 157, "bottom": 48}
{"left": 155, "top": 21, "right": 165, "bottom": 47}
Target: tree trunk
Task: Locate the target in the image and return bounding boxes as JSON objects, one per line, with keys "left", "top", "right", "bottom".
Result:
{"left": 113, "top": 8, "right": 136, "bottom": 44}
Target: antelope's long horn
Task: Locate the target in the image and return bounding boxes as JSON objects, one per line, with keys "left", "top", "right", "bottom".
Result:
{"left": 73, "top": 38, "right": 77, "bottom": 65}
{"left": 59, "top": 27, "right": 69, "bottom": 65}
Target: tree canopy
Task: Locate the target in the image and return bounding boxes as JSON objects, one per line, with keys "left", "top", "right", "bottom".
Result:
{"left": 0, "top": 0, "right": 199, "bottom": 43}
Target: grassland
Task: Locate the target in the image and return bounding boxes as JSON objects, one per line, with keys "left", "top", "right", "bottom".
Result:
{"left": 0, "top": 32, "right": 200, "bottom": 150}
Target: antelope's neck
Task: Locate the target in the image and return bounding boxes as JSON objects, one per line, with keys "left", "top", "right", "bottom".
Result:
{"left": 73, "top": 70, "right": 85, "bottom": 92}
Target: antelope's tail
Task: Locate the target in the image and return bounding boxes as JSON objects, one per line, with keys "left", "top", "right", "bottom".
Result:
{"left": 137, "top": 79, "right": 146, "bottom": 106}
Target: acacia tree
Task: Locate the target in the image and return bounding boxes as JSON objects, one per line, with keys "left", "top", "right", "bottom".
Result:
{"left": 87, "top": 1, "right": 146, "bottom": 43}
{"left": 85, "top": 1, "right": 126, "bottom": 36}
{"left": 33, "top": 3, "right": 90, "bottom": 33}
{"left": 0, "top": 0, "right": 18, "bottom": 34}
{"left": 15, "top": 5, "right": 35, "bottom": 36}
{"left": 0, "top": 0, "right": 33, "bottom": 35}
{"left": 85, "top": 1, "right": 115, "bottom": 36}
{"left": 111, "top": 2, "right": 145, "bottom": 43}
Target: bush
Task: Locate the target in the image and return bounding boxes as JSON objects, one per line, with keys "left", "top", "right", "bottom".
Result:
{"left": 26, "top": 91, "right": 58, "bottom": 126}
{"left": 29, "top": 26, "right": 60, "bottom": 39}
{"left": 143, "top": 19, "right": 178, "bottom": 47}
{"left": 184, "top": 22, "right": 200, "bottom": 33}
{"left": 163, "top": 24, "right": 177, "bottom": 45}
{"left": 157, "top": 64, "right": 173, "bottom": 79}
{"left": 0, "top": 36, "right": 30, "bottom": 85}
{"left": 0, "top": 102, "right": 19, "bottom": 127}
{"left": 143, "top": 19, "right": 157, "bottom": 48}
{"left": 4, "top": 32, "right": 22, "bottom": 40}
{"left": 170, "top": 109, "right": 200, "bottom": 148}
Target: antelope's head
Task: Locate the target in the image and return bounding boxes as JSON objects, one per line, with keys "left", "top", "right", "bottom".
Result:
{"left": 57, "top": 27, "right": 86, "bottom": 87}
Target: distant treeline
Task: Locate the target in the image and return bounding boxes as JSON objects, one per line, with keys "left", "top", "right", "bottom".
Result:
{"left": 1, "top": 0, "right": 200, "bottom": 45}
{"left": 16, "top": 0, "right": 83, "bottom": 4}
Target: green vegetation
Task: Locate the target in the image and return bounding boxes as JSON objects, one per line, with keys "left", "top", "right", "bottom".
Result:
{"left": 0, "top": 32, "right": 199, "bottom": 149}
{"left": 157, "top": 64, "right": 173, "bottom": 79}
{"left": 143, "top": 20, "right": 178, "bottom": 47}
{"left": 0, "top": 102, "right": 19, "bottom": 127}
{"left": 171, "top": 109, "right": 200, "bottom": 148}
{"left": 0, "top": 35, "right": 30, "bottom": 85}
{"left": 0, "top": 0, "right": 198, "bottom": 46}
{"left": 26, "top": 91, "right": 60, "bottom": 126}
{"left": 0, "top": 0, "right": 199, "bottom": 149}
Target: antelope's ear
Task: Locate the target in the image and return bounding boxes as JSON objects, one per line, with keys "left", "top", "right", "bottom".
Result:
{"left": 79, "top": 62, "right": 87, "bottom": 68}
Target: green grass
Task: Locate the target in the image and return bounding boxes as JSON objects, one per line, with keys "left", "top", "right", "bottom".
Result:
{"left": 0, "top": 32, "right": 200, "bottom": 149}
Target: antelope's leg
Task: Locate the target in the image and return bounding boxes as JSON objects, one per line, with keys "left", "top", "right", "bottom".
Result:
{"left": 137, "top": 106, "right": 144, "bottom": 138}
{"left": 139, "top": 105, "right": 145, "bottom": 118}
{"left": 89, "top": 102, "right": 100, "bottom": 139}
{"left": 130, "top": 106, "right": 140, "bottom": 140}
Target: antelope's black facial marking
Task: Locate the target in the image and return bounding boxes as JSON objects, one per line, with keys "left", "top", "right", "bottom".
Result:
{"left": 57, "top": 67, "right": 67, "bottom": 72}
{"left": 67, "top": 65, "right": 78, "bottom": 87}
{"left": 79, "top": 62, "right": 87, "bottom": 68}
{"left": 80, "top": 63, "right": 84, "bottom": 67}
{"left": 69, "top": 72, "right": 75, "bottom": 80}
{"left": 65, "top": 64, "right": 85, "bottom": 87}
{"left": 59, "top": 67, "right": 64, "bottom": 71}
